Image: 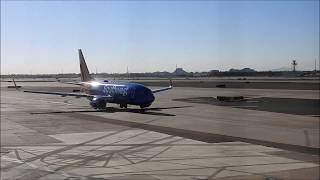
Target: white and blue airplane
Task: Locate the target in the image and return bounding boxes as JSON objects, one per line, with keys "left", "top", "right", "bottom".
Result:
{"left": 23, "top": 49, "right": 173, "bottom": 109}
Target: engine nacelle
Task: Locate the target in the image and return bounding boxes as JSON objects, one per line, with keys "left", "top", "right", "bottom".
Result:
{"left": 90, "top": 97, "right": 106, "bottom": 109}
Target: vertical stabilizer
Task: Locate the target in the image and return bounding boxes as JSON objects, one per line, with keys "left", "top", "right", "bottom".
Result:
{"left": 78, "top": 49, "right": 93, "bottom": 82}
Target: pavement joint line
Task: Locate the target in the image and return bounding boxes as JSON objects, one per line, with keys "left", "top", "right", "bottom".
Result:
{"left": 1, "top": 125, "right": 137, "bottom": 170}
{"left": 1, "top": 118, "right": 165, "bottom": 171}
{"left": 2, "top": 95, "right": 75, "bottom": 105}
{"left": 1, "top": 155, "right": 92, "bottom": 179}
{"left": 2, "top": 83, "right": 319, "bottom": 179}
{"left": 206, "top": 166, "right": 226, "bottom": 180}
{"left": 53, "top": 135, "right": 176, "bottom": 171}
{"left": 64, "top": 112, "right": 320, "bottom": 155}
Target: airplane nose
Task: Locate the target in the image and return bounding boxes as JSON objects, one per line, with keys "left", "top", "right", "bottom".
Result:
{"left": 149, "top": 92, "right": 155, "bottom": 102}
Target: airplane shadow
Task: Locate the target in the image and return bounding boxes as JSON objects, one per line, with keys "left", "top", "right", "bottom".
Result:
{"left": 30, "top": 106, "right": 192, "bottom": 117}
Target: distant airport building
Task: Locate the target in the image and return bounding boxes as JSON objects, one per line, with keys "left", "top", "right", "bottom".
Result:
{"left": 208, "top": 70, "right": 220, "bottom": 76}
{"left": 152, "top": 71, "right": 171, "bottom": 77}
{"left": 173, "top": 68, "right": 189, "bottom": 76}
{"left": 229, "top": 68, "right": 256, "bottom": 73}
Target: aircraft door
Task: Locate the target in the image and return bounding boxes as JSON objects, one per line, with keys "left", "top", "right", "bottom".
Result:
{"left": 129, "top": 87, "right": 135, "bottom": 99}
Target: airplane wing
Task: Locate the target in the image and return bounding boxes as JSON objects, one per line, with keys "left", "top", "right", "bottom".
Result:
{"left": 151, "top": 86, "right": 172, "bottom": 93}
{"left": 151, "top": 79, "right": 173, "bottom": 93}
{"left": 11, "top": 77, "right": 90, "bottom": 98}
{"left": 23, "top": 90, "right": 113, "bottom": 101}
{"left": 23, "top": 90, "right": 93, "bottom": 98}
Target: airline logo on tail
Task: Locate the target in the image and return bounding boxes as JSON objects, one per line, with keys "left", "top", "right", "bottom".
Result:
{"left": 79, "top": 49, "right": 93, "bottom": 82}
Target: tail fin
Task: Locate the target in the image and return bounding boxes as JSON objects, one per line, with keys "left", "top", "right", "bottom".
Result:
{"left": 78, "top": 49, "right": 93, "bottom": 82}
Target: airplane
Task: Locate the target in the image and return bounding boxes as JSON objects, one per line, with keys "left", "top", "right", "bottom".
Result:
{"left": 22, "top": 49, "right": 173, "bottom": 110}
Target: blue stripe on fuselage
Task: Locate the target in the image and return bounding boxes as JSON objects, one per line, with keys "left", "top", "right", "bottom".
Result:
{"left": 87, "top": 82, "right": 154, "bottom": 106}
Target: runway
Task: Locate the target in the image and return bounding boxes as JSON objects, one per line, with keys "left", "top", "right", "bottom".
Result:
{"left": 1, "top": 81, "right": 319, "bottom": 179}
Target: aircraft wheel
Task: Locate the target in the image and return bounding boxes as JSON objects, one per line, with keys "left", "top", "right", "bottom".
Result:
{"left": 120, "top": 104, "right": 128, "bottom": 108}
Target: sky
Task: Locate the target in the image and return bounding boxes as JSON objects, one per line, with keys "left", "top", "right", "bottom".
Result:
{"left": 1, "top": 1, "right": 319, "bottom": 74}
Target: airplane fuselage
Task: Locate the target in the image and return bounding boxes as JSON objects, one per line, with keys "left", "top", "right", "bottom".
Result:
{"left": 82, "top": 81, "right": 155, "bottom": 109}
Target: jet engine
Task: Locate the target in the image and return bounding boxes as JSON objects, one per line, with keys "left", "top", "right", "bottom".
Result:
{"left": 90, "top": 97, "right": 106, "bottom": 109}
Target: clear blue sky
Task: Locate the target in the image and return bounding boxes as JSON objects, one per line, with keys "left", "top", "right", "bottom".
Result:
{"left": 1, "top": 1, "right": 319, "bottom": 74}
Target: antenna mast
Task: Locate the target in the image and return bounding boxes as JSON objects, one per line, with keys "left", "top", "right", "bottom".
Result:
{"left": 127, "top": 66, "right": 129, "bottom": 80}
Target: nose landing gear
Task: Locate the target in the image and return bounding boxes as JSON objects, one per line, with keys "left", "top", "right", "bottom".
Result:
{"left": 140, "top": 102, "right": 151, "bottom": 109}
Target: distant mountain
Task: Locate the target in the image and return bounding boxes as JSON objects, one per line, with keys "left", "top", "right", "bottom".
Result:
{"left": 270, "top": 67, "right": 292, "bottom": 72}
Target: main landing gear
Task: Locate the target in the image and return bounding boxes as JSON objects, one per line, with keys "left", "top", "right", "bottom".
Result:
{"left": 139, "top": 105, "right": 146, "bottom": 109}
{"left": 120, "top": 104, "right": 128, "bottom": 108}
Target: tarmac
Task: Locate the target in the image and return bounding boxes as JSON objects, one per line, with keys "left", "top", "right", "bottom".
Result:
{"left": 1, "top": 80, "right": 319, "bottom": 180}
